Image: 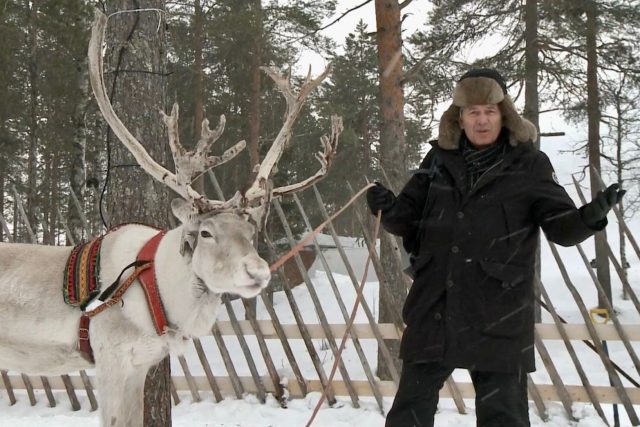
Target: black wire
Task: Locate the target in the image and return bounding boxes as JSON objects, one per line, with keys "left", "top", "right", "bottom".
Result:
{"left": 99, "top": 1, "right": 142, "bottom": 229}
{"left": 97, "top": 259, "right": 149, "bottom": 302}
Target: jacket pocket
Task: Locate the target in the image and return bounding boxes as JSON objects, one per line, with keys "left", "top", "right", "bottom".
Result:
{"left": 477, "top": 260, "right": 531, "bottom": 338}
{"left": 402, "top": 253, "right": 434, "bottom": 324}
{"left": 411, "top": 252, "right": 433, "bottom": 276}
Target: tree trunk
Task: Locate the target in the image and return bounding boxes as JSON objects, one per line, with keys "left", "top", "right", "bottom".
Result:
{"left": 585, "top": 0, "right": 612, "bottom": 308}
{"left": 615, "top": 100, "right": 628, "bottom": 300}
{"left": 104, "top": 2, "right": 172, "bottom": 426}
{"left": 69, "top": 56, "right": 91, "bottom": 243}
{"left": 25, "top": 0, "right": 39, "bottom": 232}
{"left": 0, "top": 174, "right": 4, "bottom": 242}
{"left": 192, "top": 0, "right": 205, "bottom": 194}
{"left": 374, "top": 0, "right": 407, "bottom": 380}
{"left": 523, "top": 0, "right": 543, "bottom": 322}
{"left": 42, "top": 152, "right": 53, "bottom": 245}
{"left": 41, "top": 151, "right": 60, "bottom": 246}
{"left": 12, "top": 196, "right": 17, "bottom": 241}
{"left": 246, "top": 0, "right": 263, "bottom": 316}
{"left": 247, "top": 0, "right": 263, "bottom": 178}
{"left": 358, "top": 110, "right": 372, "bottom": 237}
{"left": 50, "top": 151, "right": 60, "bottom": 245}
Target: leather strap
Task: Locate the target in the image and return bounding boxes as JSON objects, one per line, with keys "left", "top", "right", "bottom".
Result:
{"left": 78, "top": 314, "right": 94, "bottom": 363}
{"left": 78, "top": 262, "right": 152, "bottom": 364}
{"left": 136, "top": 231, "right": 169, "bottom": 335}
{"left": 76, "top": 230, "right": 168, "bottom": 364}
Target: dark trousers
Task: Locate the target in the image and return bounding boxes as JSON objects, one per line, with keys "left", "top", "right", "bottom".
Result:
{"left": 385, "top": 361, "right": 530, "bottom": 427}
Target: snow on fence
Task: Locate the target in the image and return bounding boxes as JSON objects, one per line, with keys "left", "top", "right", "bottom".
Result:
{"left": 1, "top": 180, "right": 639, "bottom": 426}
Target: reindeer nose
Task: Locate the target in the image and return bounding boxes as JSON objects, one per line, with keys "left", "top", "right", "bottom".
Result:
{"left": 244, "top": 259, "right": 271, "bottom": 288}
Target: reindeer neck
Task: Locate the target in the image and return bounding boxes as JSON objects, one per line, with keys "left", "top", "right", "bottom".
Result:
{"left": 154, "top": 226, "right": 221, "bottom": 338}
{"left": 154, "top": 227, "right": 191, "bottom": 282}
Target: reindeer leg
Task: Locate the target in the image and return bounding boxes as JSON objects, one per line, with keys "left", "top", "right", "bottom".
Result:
{"left": 95, "top": 354, "right": 126, "bottom": 427}
{"left": 95, "top": 351, "right": 147, "bottom": 427}
{"left": 121, "top": 364, "right": 148, "bottom": 427}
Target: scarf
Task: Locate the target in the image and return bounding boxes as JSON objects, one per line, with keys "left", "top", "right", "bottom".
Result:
{"left": 461, "top": 129, "right": 508, "bottom": 188}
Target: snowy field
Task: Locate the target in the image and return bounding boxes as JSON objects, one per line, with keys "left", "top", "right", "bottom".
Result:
{"left": 0, "top": 393, "right": 615, "bottom": 427}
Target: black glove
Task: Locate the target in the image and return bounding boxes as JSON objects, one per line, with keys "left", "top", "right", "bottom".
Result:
{"left": 581, "top": 183, "right": 625, "bottom": 229}
{"left": 366, "top": 182, "right": 395, "bottom": 215}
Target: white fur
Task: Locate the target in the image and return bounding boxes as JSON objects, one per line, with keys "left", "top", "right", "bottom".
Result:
{"left": 0, "top": 213, "right": 270, "bottom": 426}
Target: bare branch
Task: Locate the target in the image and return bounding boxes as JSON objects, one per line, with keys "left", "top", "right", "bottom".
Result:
{"left": 399, "top": 0, "right": 415, "bottom": 10}
{"left": 289, "top": 0, "right": 374, "bottom": 44}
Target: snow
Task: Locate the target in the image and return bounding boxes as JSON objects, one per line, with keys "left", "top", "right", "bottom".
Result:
{"left": 0, "top": 391, "right": 615, "bottom": 426}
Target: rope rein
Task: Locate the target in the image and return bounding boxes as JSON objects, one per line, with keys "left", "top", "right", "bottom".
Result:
{"left": 304, "top": 209, "right": 382, "bottom": 427}
{"left": 269, "top": 183, "right": 374, "bottom": 272}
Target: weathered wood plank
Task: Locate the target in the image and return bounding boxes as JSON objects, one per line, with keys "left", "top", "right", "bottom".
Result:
{"left": 210, "top": 320, "right": 640, "bottom": 341}
{"left": 6, "top": 374, "right": 638, "bottom": 405}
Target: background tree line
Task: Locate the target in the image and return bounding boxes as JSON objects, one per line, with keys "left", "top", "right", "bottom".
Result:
{"left": 0, "top": 0, "right": 426, "bottom": 246}
{"left": 2, "top": 0, "right": 638, "bottom": 244}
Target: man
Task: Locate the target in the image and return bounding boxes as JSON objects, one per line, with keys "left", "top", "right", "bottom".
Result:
{"left": 367, "top": 68, "right": 624, "bottom": 427}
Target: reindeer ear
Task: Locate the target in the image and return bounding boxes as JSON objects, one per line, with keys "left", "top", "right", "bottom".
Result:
{"left": 246, "top": 205, "right": 269, "bottom": 231}
{"left": 171, "top": 198, "right": 198, "bottom": 224}
{"left": 179, "top": 229, "right": 198, "bottom": 257}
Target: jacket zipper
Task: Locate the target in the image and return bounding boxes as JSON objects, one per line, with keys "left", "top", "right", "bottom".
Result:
{"left": 470, "top": 158, "right": 504, "bottom": 193}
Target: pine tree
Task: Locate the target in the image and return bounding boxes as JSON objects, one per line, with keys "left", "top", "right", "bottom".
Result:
{"left": 374, "top": 0, "right": 410, "bottom": 381}
{"left": 313, "top": 21, "right": 379, "bottom": 234}
{"left": 102, "top": 3, "right": 172, "bottom": 425}
{"left": 0, "top": 1, "right": 25, "bottom": 241}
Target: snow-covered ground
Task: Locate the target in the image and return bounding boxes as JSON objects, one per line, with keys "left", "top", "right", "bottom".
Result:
{"left": 0, "top": 392, "right": 614, "bottom": 426}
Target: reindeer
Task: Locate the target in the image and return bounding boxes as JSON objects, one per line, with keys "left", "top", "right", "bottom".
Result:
{"left": 0, "top": 11, "right": 341, "bottom": 427}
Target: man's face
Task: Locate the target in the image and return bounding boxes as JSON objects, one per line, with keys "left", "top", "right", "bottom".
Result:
{"left": 458, "top": 104, "right": 503, "bottom": 148}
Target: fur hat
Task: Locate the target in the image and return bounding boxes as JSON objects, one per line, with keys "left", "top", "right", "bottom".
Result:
{"left": 437, "top": 68, "right": 538, "bottom": 149}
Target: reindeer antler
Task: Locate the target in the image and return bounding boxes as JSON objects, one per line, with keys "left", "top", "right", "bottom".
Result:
{"left": 88, "top": 10, "right": 243, "bottom": 213}
{"left": 160, "top": 104, "right": 246, "bottom": 189}
{"left": 89, "top": 10, "right": 341, "bottom": 221}
{"left": 244, "top": 66, "right": 340, "bottom": 202}
{"left": 271, "top": 114, "right": 343, "bottom": 198}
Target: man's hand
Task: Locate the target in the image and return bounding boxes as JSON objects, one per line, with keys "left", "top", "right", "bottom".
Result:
{"left": 581, "top": 183, "right": 625, "bottom": 228}
{"left": 366, "top": 182, "right": 395, "bottom": 215}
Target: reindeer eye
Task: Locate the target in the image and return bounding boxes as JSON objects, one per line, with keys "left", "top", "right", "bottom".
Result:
{"left": 200, "top": 230, "right": 213, "bottom": 238}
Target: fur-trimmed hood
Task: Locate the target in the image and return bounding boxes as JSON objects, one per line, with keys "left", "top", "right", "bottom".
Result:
{"left": 437, "top": 73, "right": 538, "bottom": 150}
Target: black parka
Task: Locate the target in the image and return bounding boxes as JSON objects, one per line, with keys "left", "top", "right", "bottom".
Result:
{"left": 381, "top": 136, "right": 600, "bottom": 373}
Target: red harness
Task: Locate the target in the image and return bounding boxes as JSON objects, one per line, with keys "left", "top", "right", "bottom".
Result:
{"left": 78, "top": 231, "right": 169, "bottom": 363}
{"left": 135, "top": 231, "right": 169, "bottom": 335}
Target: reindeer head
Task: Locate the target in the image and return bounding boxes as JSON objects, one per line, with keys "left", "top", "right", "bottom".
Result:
{"left": 88, "top": 10, "right": 342, "bottom": 298}
{"left": 171, "top": 199, "right": 269, "bottom": 298}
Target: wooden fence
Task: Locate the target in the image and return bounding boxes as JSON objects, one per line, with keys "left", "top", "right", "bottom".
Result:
{"left": 1, "top": 174, "right": 639, "bottom": 426}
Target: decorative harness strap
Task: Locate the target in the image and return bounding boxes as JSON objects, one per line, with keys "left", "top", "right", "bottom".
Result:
{"left": 135, "top": 230, "right": 169, "bottom": 335}
{"left": 63, "top": 235, "right": 104, "bottom": 308}
{"left": 77, "top": 230, "right": 168, "bottom": 364}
